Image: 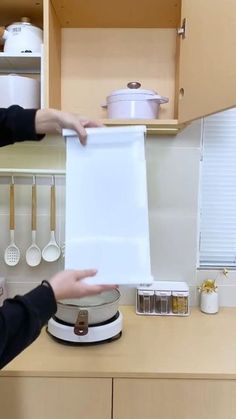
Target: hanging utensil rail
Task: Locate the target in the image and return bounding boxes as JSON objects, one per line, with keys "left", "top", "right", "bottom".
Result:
{"left": 0, "top": 169, "right": 65, "bottom": 175}
{"left": 0, "top": 169, "right": 66, "bottom": 185}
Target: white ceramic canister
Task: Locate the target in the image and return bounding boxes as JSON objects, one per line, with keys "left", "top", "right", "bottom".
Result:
{"left": 102, "top": 82, "right": 169, "bottom": 119}
{"left": 0, "top": 74, "right": 40, "bottom": 108}
{"left": 0, "top": 278, "right": 7, "bottom": 307}
{"left": 200, "top": 291, "right": 219, "bottom": 314}
{"left": 0, "top": 17, "right": 43, "bottom": 54}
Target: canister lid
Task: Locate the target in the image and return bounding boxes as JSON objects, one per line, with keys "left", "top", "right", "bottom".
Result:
{"left": 138, "top": 290, "right": 155, "bottom": 296}
{"left": 172, "top": 291, "right": 189, "bottom": 297}
{"left": 154, "top": 291, "right": 171, "bottom": 296}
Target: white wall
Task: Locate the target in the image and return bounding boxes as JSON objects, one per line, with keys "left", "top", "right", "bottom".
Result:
{"left": 0, "top": 121, "right": 211, "bottom": 306}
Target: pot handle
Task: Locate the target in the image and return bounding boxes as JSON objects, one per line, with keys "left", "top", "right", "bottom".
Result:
{"left": 74, "top": 310, "right": 89, "bottom": 336}
{"left": 101, "top": 103, "right": 107, "bottom": 108}
{"left": 147, "top": 95, "right": 169, "bottom": 104}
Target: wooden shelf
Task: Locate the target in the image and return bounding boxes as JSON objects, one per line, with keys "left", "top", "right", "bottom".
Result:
{"left": 51, "top": 0, "right": 181, "bottom": 28}
{"left": 102, "top": 119, "right": 185, "bottom": 135}
{"left": 0, "top": 52, "right": 41, "bottom": 73}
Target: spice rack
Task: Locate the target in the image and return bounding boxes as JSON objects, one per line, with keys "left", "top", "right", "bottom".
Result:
{"left": 136, "top": 281, "right": 189, "bottom": 316}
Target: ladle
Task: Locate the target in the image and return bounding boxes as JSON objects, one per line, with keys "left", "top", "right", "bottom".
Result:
{"left": 42, "top": 177, "right": 61, "bottom": 262}
{"left": 26, "top": 177, "right": 41, "bottom": 267}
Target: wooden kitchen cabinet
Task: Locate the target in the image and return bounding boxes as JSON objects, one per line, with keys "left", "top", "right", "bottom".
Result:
{"left": 44, "top": 0, "right": 236, "bottom": 134}
{"left": 1, "top": 308, "right": 236, "bottom": 419}
{"left": 0, "top": 376, "right": 112, "bottom": 419}
{"left": 113, "top": 378, "right": 236, "bottom": 419}
{"left": 1, "top": 0, "right": 236, "bottom": 135}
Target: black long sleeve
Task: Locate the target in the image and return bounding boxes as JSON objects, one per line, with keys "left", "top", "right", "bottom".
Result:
{"left": 0, "top": 105, "right": 45, "bottom": 146}
{"left": 0, "top": 284, "right": 57, "bottom": 369}
{"left": 0, "top": 105, "right": 50, "bottom": 368}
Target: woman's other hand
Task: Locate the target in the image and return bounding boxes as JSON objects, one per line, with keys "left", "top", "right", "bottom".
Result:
{"left": 49, "top": 269, "right": 117, "bottom": 301}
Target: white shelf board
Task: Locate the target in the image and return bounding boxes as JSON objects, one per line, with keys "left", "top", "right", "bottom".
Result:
{"left": 0, "top": 52, "right": 41, "bottom": 73}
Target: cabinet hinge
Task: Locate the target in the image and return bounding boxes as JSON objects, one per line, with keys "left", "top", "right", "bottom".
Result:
{"left": 177, "top": 18, "right": 186, "bottom": 39}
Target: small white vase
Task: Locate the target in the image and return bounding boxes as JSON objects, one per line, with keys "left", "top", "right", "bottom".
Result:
{"left": 200, "top": 290, "right": 219, "bottom": 314}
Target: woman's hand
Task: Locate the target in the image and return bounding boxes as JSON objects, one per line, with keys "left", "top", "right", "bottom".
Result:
{"left": 35, "top": 108, "right": 103, "bottom": 145}
{"left": 49, "top": 269, "right": 116, "bottom": 301}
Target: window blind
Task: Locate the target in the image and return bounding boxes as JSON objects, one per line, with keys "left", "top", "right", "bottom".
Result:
{"left": 199, "top": 108, "right": 236, "bottom": 267}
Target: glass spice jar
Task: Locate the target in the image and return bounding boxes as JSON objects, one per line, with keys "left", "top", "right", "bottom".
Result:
{"left": 137, "top": 290, "right": 154, "bottom": 313}
{"left": 172, "top": 291, "right": 189, "bottom": 315}
{"left": 155, "top": 291, "right": 171, "bottom": 314}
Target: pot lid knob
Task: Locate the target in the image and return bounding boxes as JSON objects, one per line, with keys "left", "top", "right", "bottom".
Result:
{"left": 127, "top": 81, "right": 141, "bottom": 89}
{"left": 21, "top": 17, "right": 31, "bottom": 23}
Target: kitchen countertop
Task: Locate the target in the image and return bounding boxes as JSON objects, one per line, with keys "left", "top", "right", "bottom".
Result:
{"left": 1, "top": 306, "right": 236, "bottom": 379}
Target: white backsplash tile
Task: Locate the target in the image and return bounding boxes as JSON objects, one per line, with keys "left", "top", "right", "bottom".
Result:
{"left": 6, "top": 281, "right": 41, "bottom": 298}
{"left": 0, "top": 143, "right": 65, "bottom": 170}
{"left": 149, "top": 212, "right": 198, "bottom": 283}
{"left": 147, "top": 147, "right": 201, "bottom": 213}
{"left": 145, "top": 119, "right": 202, "bottom": 150}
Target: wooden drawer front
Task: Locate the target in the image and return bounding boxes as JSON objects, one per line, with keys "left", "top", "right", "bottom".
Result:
{"left": 113, "top": 378, "right": 236, "bottom": 419}
{"left": 0, "top": 377, "right": 112, "bottom": 419}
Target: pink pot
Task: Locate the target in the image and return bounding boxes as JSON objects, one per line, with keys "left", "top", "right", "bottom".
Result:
{"left": 102, "top": 82, "right": 169, "bottom": 119}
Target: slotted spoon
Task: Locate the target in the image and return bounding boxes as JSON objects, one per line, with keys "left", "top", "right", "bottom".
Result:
{"left": 4, "top": 180, "right": 20, "bottom": 266}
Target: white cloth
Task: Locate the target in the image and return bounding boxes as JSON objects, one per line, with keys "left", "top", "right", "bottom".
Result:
{"left": 64, "top": 126, "right": 153, "bottom": 285}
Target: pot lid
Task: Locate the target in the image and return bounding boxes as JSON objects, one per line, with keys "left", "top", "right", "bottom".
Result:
{"left": 58, "top": 288, "right": 120, "bottom": 308}
{"left": 109, "top": 81, "right": 157, "bottom": 97}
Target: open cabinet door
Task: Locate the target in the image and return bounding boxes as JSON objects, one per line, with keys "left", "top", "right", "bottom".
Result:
{"left": 44, "top": 0, "right": 61, "bottom": 109}
{"left": 178, "top": 0, "right": 236, "bottom": 124}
